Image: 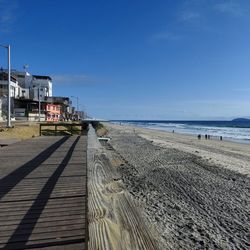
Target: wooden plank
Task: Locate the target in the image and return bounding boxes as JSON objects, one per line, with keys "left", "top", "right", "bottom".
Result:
{"left": 36, "top": 243, "right": 85, "bottom": 250}
{"left": 1, "top": 219, "right": 85, "bottom": 232}
{"left": 0, "top": 201, "right": 85, "bottom": 213}
{"left": 0, "top": 208, "right": 85, "bottom": 223}
{"left": 0, "top": 214, "right": 86, "bottom": 227}
{"left": 0, "top": 224, "right": 85, "bottom": 238}
{"left": 34, "top": 242, "right": 85, "bottom": 250}
{"left": 0, "top": 235, "right": 85, "bottom": 250}
{"left": 0, "top": 202, "right": 85, "bottom": 213}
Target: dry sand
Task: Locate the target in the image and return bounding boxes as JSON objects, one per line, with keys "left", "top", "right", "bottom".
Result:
{"left": 0, "top": 122, "right": 40, "bottom": 144}
{"left": 104, "top": 123, "right": 250, "bottom": 250}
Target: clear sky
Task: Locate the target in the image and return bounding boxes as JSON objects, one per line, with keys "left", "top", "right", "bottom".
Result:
{"left": 0, "top": 0, "right": 250, "bottom": 120}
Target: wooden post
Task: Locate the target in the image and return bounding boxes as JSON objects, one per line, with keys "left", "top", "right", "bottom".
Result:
{"left": 55, "top": 125, "right": 57, "bottom": 136}
{"left": 39, "top": 124, "right": 42, "bottom": 136}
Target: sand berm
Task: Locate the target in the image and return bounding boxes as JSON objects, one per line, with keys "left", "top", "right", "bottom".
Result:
{"left": 101, "top": 123, "right": 249, "bottom": 250}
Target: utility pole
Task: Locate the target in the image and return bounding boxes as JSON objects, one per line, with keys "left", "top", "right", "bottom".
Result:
{"left": 0, "top": 44, "right": 12, "bottom": 127}
{"left": 7, "top": 45, "right": 11, "bottom": 127}
{"left": 38, "top": 82, "right": 41, "bottom": 122}
{"left": 71, "top": 95, "right": 79, "bottom": 118}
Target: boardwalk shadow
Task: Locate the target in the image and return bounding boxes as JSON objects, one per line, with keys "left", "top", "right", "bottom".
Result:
{"left": 0, "top": 136, "right": 70, "bottom": 200}
{"left": 3, "top": 136, "right": 81, "bottom": 249}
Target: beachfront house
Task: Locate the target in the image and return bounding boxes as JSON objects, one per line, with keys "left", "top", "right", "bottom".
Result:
{"left": 0, "top": 72, "right": 19, "bottom": 98}
{"left": 45, "top": 96, "right": 72, "bottom": 121}
{"left": 13, "top": 71, "right": 53, "bottom": 121}
{"left": 0, "top": 71, "right": 20, "bottom": 119}
{"left": 0, "top": 68, "right": 75, "bottom": 122}
{"left": 0, "top": 69, "right": 54, "bottom": 121}
{"left": 12, "top": 71, "right": 52, "bottom": 101}
{"left": 45, "top": 103, "right": 61, "bottom": 122}
{"left": 30, "top": 75, "right": 52, "bottom": 101}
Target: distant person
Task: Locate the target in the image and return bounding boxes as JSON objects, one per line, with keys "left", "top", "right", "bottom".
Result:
{"left": 205, "top": 134, "right": 207, "bottom": 140}
{"left": 220, "top": 136, "right": 223, "bottom": 141}
{"left": 172, "top": 130, "right": 174, "bottom": 133}
{"left": 208, "top": 135, "right": 210, "bottom": 140}
{"left": 197, "top": 134, "right": 201, "bottom": 140}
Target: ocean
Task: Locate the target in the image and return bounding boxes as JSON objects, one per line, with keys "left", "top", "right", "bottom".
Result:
{"left": 111, "top": 120, "right": 250, "bottom": 144}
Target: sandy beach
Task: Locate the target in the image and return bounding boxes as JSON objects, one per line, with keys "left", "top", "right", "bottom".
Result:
{"left": 103, "top": 123, "right": 250, "bottom": 249}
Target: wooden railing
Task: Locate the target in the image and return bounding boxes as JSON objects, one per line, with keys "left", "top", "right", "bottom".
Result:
{"left": 39, "top": 122, "right": 89, "bottom": 136}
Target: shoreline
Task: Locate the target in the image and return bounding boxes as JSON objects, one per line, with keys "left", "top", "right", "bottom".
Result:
{"left": 104, "top": 122, "right": 250, "bottom": 249}
{"left": 115, "top": 121, "right": 250, "bottom": 145}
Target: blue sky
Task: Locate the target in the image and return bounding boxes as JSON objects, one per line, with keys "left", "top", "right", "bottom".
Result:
{"left": 0, "top": 0, "right": 250, "bottom": 120}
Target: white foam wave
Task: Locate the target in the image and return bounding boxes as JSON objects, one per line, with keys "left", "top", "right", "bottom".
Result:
{"left": 119, "top": 122, "right": 250, "bottom": 143}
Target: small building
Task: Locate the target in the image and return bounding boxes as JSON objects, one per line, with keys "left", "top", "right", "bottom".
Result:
{"left": 45, "top": 96, "right": 71, "bottom": 121}
{"left": 0, "top": 72, "right": 19, "bottom": 98}
{"left": 31, "top": 75, "right": 52, "bottom": 101}
{"left": 0, "top": 72, "right": 19, "bottom": 117}
{"left": 45, "top": 103, "right": 61, "bottom": 122}
{"left": 12, "top": 71, "right": 52, "bottom": 98}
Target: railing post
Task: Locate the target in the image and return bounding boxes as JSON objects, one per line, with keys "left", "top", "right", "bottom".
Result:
{"left": 39, "top": 124, "right": 42, "bottom": 136}
{"left": 55, "top": 125, "right": 57, "bottom": 136}
{"left": 70, "top": 124, "right": 73, "bottom": 136}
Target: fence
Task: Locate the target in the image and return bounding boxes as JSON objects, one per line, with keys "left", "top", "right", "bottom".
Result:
{"left": 39, "top": 122, "right": 89, "bottom": 136}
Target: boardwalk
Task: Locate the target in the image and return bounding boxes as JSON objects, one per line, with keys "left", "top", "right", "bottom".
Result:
{"left": 0, "top": 135, "right": 87, "bottom": 249}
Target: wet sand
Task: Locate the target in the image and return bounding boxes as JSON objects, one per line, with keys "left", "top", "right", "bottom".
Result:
{"left": 104, "top": 123, "right": 250, "bottom": 249}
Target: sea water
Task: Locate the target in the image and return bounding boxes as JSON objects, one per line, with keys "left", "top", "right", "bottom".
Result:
{"left": 112, "top": 120, "right": 250, "bottom": 144}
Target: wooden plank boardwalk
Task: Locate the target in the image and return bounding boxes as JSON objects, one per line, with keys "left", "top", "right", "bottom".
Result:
{"left": 0, "top": 135, "right": 87, "bottom": 250}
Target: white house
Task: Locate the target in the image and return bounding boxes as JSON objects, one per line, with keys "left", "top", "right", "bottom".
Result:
{"left": 0, "top": 72, "right": 19, "bottom": 98}
{"left": 31, "top": 75, "right": 52, "bottom": 101}
{"left": 12, "top": 71, "right": 52, "bottom": 101}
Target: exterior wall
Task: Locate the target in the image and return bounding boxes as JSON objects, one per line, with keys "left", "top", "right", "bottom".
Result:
{"left": 14, "top": 108, "right": 25, "bottom": 117}
{"left": 17, "top": 87, "right": 29, "bottom": 99}
{"left": 12, "top": 71, "right": 52, "bottom": 101}
{"left": 0, "top": 99, "right": 2, "bottom": 121}
{"left": 28, "top": 113, "right": 45, "bottom": 121}
{"left": 45, "top": 103, "right": 61, "bottom": 122}
{"left": 32, "top": 78, "right": 52, "bottom": 100}
{"left": 12, "top": 71, "right": 32, "bottom": 89}
{"left": 0, "top": 80, "right": 19, "bottom": 98}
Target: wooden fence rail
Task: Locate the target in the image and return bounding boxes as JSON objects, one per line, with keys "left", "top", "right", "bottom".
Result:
{"left": 39, "top": 122, "right": 89, "bottom": 136}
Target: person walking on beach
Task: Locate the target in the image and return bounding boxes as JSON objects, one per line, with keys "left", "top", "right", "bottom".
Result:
{"left": 198, "top": 134, "right": 201, "bottom": 140}
{"left": 220, "top": 136, "right": 223, "bottom": 141}
{"left": 205, "top": 134, "right": 207, "bottom": 140}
